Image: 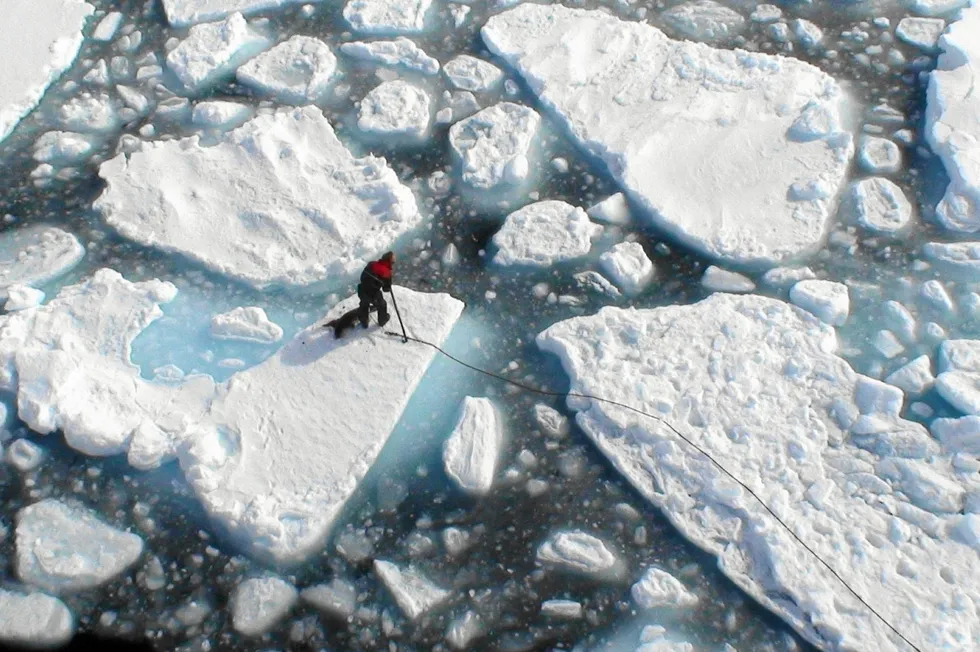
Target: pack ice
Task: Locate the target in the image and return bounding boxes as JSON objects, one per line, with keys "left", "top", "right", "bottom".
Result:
{"left": 162, "top": 0, "right": 317, "bottom": 27}
{"left": 0, "top": 226, "right": 84, "bottom": 299}
{"left": 482, "top": 5, "right": 853, "bottom": 268}
{"left": 95, "top": 107, "right": 421, "bottom": 289}
{"left": 537, "top": 293, "right": 980, "bottom": 651}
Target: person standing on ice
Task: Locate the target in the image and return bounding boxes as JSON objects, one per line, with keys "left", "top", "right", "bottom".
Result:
{"left": 356, "top": 251, "right": 394, "bottom": 328}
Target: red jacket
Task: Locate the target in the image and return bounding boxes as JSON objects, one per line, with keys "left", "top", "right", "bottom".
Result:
{"left": 360, "top": 258, "right": 393, "bottom": 294}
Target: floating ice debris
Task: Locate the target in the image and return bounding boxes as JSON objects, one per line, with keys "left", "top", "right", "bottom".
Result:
{"left": 906, "top": 0, "right": 970, "bottom": 16}
{"left": 0, "top": 226, "right": 84, "bottom": 300}
{"left": 936, "top": 339, "right": 980, "bottom": 414}
{"left": 231, "top": 576, "right": 298, "bottom": 636}
{"left": 0, "top": 0, "right": 93, "bottom": 143}
{"left": 482, "top": 4, "right": 853, "bottom": 267}
{"left": 441, "top": 526, "right": 471, "bottom": 556}
{"left": 15, "top": 499, "right": 144, "bottom": 593}
{"left": 236, "top": 35, "right": 339, "bottom": 104}
{"left": 58, "top": 92, "right": 120, "bottom": 133}
{"left": 873, "top": 330, "right": 905, "bottom": 359}
{"left": 301, "top": 578, "right": 357, "bottom": 620}
{"left": 541, "top": 599, "right": 583, "bottom": 619}
{"left": 922, "top": 242, "right": 980, "bottom": 279}
{"left": 443, "top": 396, "right": 503, "bottom": 496}
{"left": 162, "top": 0, "right": 315, "bottom": 26}
{"left": 587, "top": 193, "right": 631, "bottom": 225}
{"left": 537, "top": 292, "right": 980, "bottom": 650}
{"left": 883, "top": 300, "right": 918, "bottom": 344}
{"left": 599, "top": 242, "right": 654, "bottom": 296}
{"left": 896, "top": 17, "right": 946, "bottom": 51}
{"left": 373, "top": 560, "right": 449, "bottom": 620}
{"left": 844, "top": 177, "right": 913, "bottom": 234}
{"left": 931, "top": 416, "right": 980, "bottom": 455}
{"left": 446, "top": 610, "right": 482, "bottom": 649}
{"left": 358, "top": 80, "right": 432, "bottom": 139}
{"left": 536, "top": 531, "right": 624, "bottom": 580}
{"left": 701, "top": 266, "right": 755, "bottom": 293}
{"left": 3, "top": 285, "right": 45, "bottom": 311}
{"left": 886, "top": 355, "right": 935, "bottom": 396}
{"left": 449, "top": 102, "right": 539, "bottom": 191}
{"left": 491, "top": 201, "right": 601, "bottom": 267}
{"left": 925, "top": 3, "right": 980, "bottom": 232}
{"left": 5, "top": 439, "right": 45, "bottom": 473}
{"left": 574, "top": 271, "right": 622, "bottom": 298}
{"left": 760, "top": 266, "right": 816, "bottom": 288}
{"left": 191, "top": 100, "right": 254, "bottom": 129}
{"left": 792, "top": 18, "right": 823, "bottom": 49}
{"left": 750, "top": 4, "right": 781, "bottom": 23}
{"left": 637, "top": 626, "right": 695, "bottom": 652}
{"left": 661, "top": 0, "right": 746, "bottom": 43}
{"left": 439, "top": 90, "right": 480, "bottom": 126}
{"left": 96, "top": 107, "right": 421, "bottom": 289}
{"left": 534, "top": 404, "right": 569, "bottom": 438}
{"left": 920, "top": 279, "right": 955, "bottom": 313}
{"left": 175, "top": 599, "right": 211, "bottom": 627}
{"left": 631, "top": 567, "right": 699, "bottom": 609}
{"left": 443, "top": 55, "right": 504, "bottom": 93}
{"left": 343, "top": 0, "right": 432, "bottom": 34}
{"left": 210, "top": 307, "right": 283, "bottom": 343}
{"left": 32, "top": 131, "right": 97, "bottom": 165}
{"left": 789, "top": 279, "right": 849, "bottom": 326}
{"left": 340, "top": 38, "right": 439, "bottom": 75}
{"left": 166, "top": 12, "right": 271, "bottom": 93}
{"left": 0, "top": 588, "right": 74, "bottom": 649}
{"left": 857, "top": 136, "right": 902, "bottom": 174}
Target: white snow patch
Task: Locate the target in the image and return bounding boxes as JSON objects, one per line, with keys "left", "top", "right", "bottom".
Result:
{"left": 631, "top": 567, "right": 699, "bottom": 609}
{"left": 0, "top": 589, "right": 74, "bottom": 648}
{"left": 4, "top": 285, "right": 45, "bottom": 312}
{"left": 443, "top": 55, "right": 504, "bottom": 93}
{"left": 162, "top": 0, "right": 317, "bottom": 26}
{"left": 373, "top": 560, "right": 449, "bottom": 620}
{"left": 210, "top": 307, "right": 283, "bottom": 343}
{"left": 443, "top": 396, "right": 503, "bottom": 496}
{"left": 661, "top": 0, "right": 746, "bottom": 43}
{"left": 896, "top": 17, "right": 946, "bottom": 51}
{"left": 701, "top": 266, "right": 755, "bottom": 293}
{"left": 857, "top": 136, "right": 902, "bottom": 174}
{"left": 343, "top": 0, "right": 432, "bottom": 34}
{"left": 165, "top": 13, "right": 271, "bottom": 93}
{"left": 236, "top": 35, "right": 339, "bottom": 104}
{"left": 492, "top": 201, "right": 601, "bottom": 266}
{"left": 340, "top": 38, "right": 439, "bottom": 75}
{"left": 0, "top": 226, "right": 85, "bottom": 299}
{"left": 599, "top": 242, "right": 654, "bottom": 296}
{"left": 231, "top": 576, "right": 298, "bottom": 636}
{"left": 789, "top": 279, "right": 849, "bottom": 326}
{"left": 587, "top": 193, "right": 631, "bottom": 225}
{"left": 191, "top": 100, "right": 254, "bottom": 129}
{"left": 449, "top": 102, "right": 539, "bottom": 191}
{"left": 358, "top": 80, "right": 432, "bottom": 139}
{"left": 536, "top": 530, "right": 624, "bottom": 580}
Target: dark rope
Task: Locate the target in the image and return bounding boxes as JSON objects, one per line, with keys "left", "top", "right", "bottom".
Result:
{"left": 383, "top": 330, "right": 921, "bottom": 652}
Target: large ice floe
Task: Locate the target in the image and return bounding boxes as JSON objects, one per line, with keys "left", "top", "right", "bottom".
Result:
{"left": 442, "top": 396, "right": 503, "bottom": 496}
{"left": 165, "top": 12, "right": 271, "bottom": 93}
{"left": 161, "top": 0, "right": 315, "bottom": 26}
{"left": 357, "top": 80, "right": 432, "bottom": 140}
{"left": 0, "top": 226, "right": 85, "bottom": 299}
{"left": 449, "top": 102, "right": 540, "bottom": 191}
{"left": 95, "top": 106, "right": 421, "bottom": 289}
{"left": 925, "top": 1, "right": 980, "bottom": 232}
{"left": 339, "top": 38, "right": 440, "bottom": 76}
{"left": 0, "top": 588, "right": 74, "bottom": 648}
{"left": 537, "top": 293, "right": 980, "bottom": 650}
{"left": 0, "top": 0, "right": 93, "bottom": 143}
{"left": 235, "top": 35, "right": 339, "bottom": 105}
{"left": 482, "top": 4, "right": 854, "bottom": 268}
{"left": 343, "top": 0, "right": 432, "bottom": 34}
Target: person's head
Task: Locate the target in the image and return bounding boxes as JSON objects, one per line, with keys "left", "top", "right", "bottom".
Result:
{"left": 381, "top": 251, "right": 395, "bottom": 264}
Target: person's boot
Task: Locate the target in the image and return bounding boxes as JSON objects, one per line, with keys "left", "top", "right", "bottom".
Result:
{"left": 378, "top": 311, "right": 390, "bottom": 327}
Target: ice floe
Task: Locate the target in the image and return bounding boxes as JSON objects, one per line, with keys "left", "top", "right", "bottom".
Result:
{"left": 0, "top": 588, "right": 74, "bottom": 648}
{"left": 443, "top": 55, "right": 504, "bottom": 93}
{"left": 844, "top": 177, "right": 914, "bottom": 234}
{"left": 162, "top": 0, "right": 313, "bottom": 26}
{"left": 445, "top": 610, "right": 482, "bottom": 649}
{"left": 587, "top": 193, "right": 631, "bottom": 225}
{"left": 442, "top": 396, "right": 503, "bottom": 496}
{"left": 0, "top": 0, "right": 93, "bottom": 143}
{"left": 536, "top": 530, "right": 624, "bottom": 581}
{"left": 210, "top": 307, "right": 283, "bottom": 343}
{"left": 343, "top": 0, "right": 432, "bottom": 34}
{"left": 449, "top": 102, "right": 539, "bottom": 191}
{"left": 895, "top": 16, "right": 946, "bottom": 51}
{"left": 925, "top": 3, "right": 980, "bottom": 232}
{"left": 761, "top": 266, "right": 816, "bottom": 288}
{"left": 16, "top": 499, "right": 144, "bottom": 593}
{"left": 340, "top": 38, "right": 439, "bottom": 75}
{"left": 33, "top": 131, "right": 97, "bottom": 165}
{"left": 936, "top": 339, "right": 980, "bottom": 414}
{"left": 491, "top": 201, "right": 601, "bottom": 267}
{"left": 231, "top": 576, "right": 298, "bottom": 636}
{"left": 599, "top": 242, "right": 654, "bottom": 296}
{"left": 6, "top": 439, "right": 45, "bottom": 473}
{"left": 235, "top": 35, "right": 339, "bottom": 104}
{"left": 373, "top": 560, "right": 449, "bottom": 620}
{"left": 857, "top": 136, "right": 902, "bottom": 174}
{"left": 357, "top": 80, "right": 432, "bottom": 140}
{"left": 482, "top": 4, "right": 853, "bottom": 267}
{"left": 931, "top": 415, "right": 980, "bottom": 455}
{"left": 661, "top": 0, "right": 746, "bottom": 43}
{"left": 537, "top": 292, "right": 980, "bottom": 650}
{"left": 4, "top": 285, "right": 45, "bottom": 312}
{"left": 301, "top": 578, "right": 357, "bottom": 620}
{"left": 789, "top": 279, "right": 850, "bottom": 326}
{"left": 191, "top": 100, "right": 254, "bottom": 129}
{"left": 96, "top": 106, "right": 421, "bottom": 289}
{"left": 541, "top": 599, "right": 583, "bottom": 619}
{"left": 885, "top": 355, "right": 935, "bottom": 396}
{"left": 165, "top": 12, "right": 271, "bottom": 93}
{"left": 631, "top": 567, "right": 699, "bottom": 609}
{"left": 0, "top": 226, "right": 84, "bottom": 299}
{"left": 701, "top": 266, "right": 755, "bottom": 293}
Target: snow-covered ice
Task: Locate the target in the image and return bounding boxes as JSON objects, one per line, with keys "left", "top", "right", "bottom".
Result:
{"left": 357, "top": 80, "right": 432, "bottom": 140}
{"left": 33, "top": 131, "right": 97, "bottom": 165}
{"left": 0, "top": 589, "right": 74, "bottom": 649}
{"left": 57, "top": 93, "right": 119, "bottom": 134}
{"left": 936, "top": 339, "right": 980, "bottom": 414}
{"left": 599, "top": 242, "right": 654, "bottom": 296}
{"left": 537, "top": 292, "right": 980, "bottom": 651}
{"left": 885, "top": 355, "right": 935, "bottom": 396}
{"left": 907, "top": 0, "right": 969, "bottom": 15}
{"left": 445, "top": 610, "right": 482, "bottom": 649}
{"left": 587, "top": 193, "right": 631, "bottom": 225}
{"left": 165, "top": 13, "right": 271, "bottom": 93}
{"left": 701, "top": 266, "right": 755, "bottom": 293}
{"left": 231, "top": 576, "right": 298, "bottom": 636}
{"left": 442, "top": 396, "right": 503, "bottom": 496}
{"left": 16, "top": 499, "right": 144, "bottom": 593}
{"left": 925, "top": 3, "right": 980, "bottom": 232}
{"left": 373, "top": 560, "right": 449, "bottom": 620}
{"left": 191, "top": 100, "right": 254, "bottom": 129}
{"left": 931, "top": 415, "right": 980, "bottom": 455}
{"left": 210, "top": 307, "right": 283, "bottom": 343}
{"left": 301, "top": 578, "right": 357, "bottom": 620}
{"left": 920, "top": 279, "right": 955, "bottom": 313}
{"left": 761, "top": 266, "right": 816, "bottom": 288}
{"left": 5, "top": 439, "right": 45, "bottom": 473}
{"left": 235, "top": 35, "right": 339, "bottom": 104}
{"left": 631, "top": 567, "right": 699, "bottom": 609}
{"left": 443, "top": 55, "right": 504, "bottom": 93}
{"left": 162, "top": 0, "right": 314, "bottom": 26}
{"left": 0, "top": 226, "right": 85, "bottom": 299}
{"left": 482, "top": 4, "right": 854, "bottom": 267}
{"left": 844, "top": 178, "right": 913, "bottom": 234}
{"left": 661, "top": 0, "right": 746, "bottom": 43}
{"left": 789, "top": 279, "right": 849, "bottom": 326}
{"left": 541, "top": 599, "right": 583, "bottom": 618}
{"left": 3, "top": 285, "right": 45, "bottom": 312}
{"left": 449, "top": 102, "right": 539, "bottom": 191}
{"left": 536, "top": 530, "right": 624, "bottom": 581}
{"left": 895, "top": 17, "right": 946, "bottom": 51}
{"left": 0, "top": 0, "right": 93, "bottom": 143}
{"left": 922, "top": 241, "right": 980, "bottom": 279}
{"left": 96, "top": 106, "right": 421, "bottom": 289}
{"left": 857, "top": 136, "right": 902, "bottom": 174}
{"left": 491, "top": 201, "right": 601, "bottom": 267}
{"left": 343, "top": 0, "right": 432, "bottom": 34}
{"left": 339, "top": 38, "right": 439, "bottom": 75}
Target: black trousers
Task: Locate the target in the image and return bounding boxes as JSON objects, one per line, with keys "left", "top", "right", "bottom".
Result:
{"left": 356, "top": 286, "right": 388, "bottom": 327}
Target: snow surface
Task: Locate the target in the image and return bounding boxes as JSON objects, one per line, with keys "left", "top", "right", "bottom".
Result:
{"left": 443, "top": 55, "right": 504, "bottom": 93}
{"left": 0, "top": 226, "right": 84, "bottom": 299}
{"left": 343, "top": 0, "right": 432, "bottom": 34}
{"left": 16, "top": 499, "right": 144, "bottom": 593}
{"left": 235, "top": 35, "right": 339, "bottom": 105}
{"left": 165, "top": 12, "right": 271, "bottom": 93}
{"left": 925, "top": 3, "right": 980, "bottom": 232}
{"left": 482, "top": 4, "right": 854, "bottom": 267}
{"left": 95, "top": 106, "right": 421, "bottom": 289}
{"left": 631, "top": 567, "right": 699, "bottom": 609}
{"left": 536, "top": 530, "right": 624, "bottom": 581}
{"left": 701, "top": 266, "right": 755, "bottom": 293}
{"left": 449, "top": 102, "right": 540, "bottom": 191}
{"left": 599, "top": 242, "right": 655, "bottom": 296}
{"left": 340, "top": 38, "right": 439, "bottom": 75}
{"left": 210, "top": 307, "right": 283, "bottom": 343}
{"left": 442, "top": 396, "right": 503, "bottom": 496}
{"left": 357, "top": 80, "right": 432, "bottom": 139}
{"left": 661, "top": 0, "right": 746, "bottom": 43}
{"left": 789, "top": 279, "right": 850, "bottom": 326}
{"left": 231, "top": 576, "right": 298, "bottom": 636}
{"left": 537, "top": 292, "right": 980, "bottom": 651}
{"left": 931, "top": 416, "right": 980, "bottom": 455}
{"left": 373, "top": 560, "right": 449, "bottom": 620}
{"left": 844, "top": 178, "right": 914, "bottom": 234}
{"left": 0, "top": 0, "right": 93, "bottom": 143}
{"left": 161, "top": 0, "right": 316, "bottom": 27}
{"left": 0, "top": 589, "right": 74, "bottom": 648}
{"left": 491, "top": 201, "right": 601, "bottom": 266}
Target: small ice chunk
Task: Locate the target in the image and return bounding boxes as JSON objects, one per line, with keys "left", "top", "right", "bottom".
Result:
{"left": 857, "top": 136, "right": 902, "bottom": 174}
{"left": 33, "top": 131, "right": 96, "bottom": 165}
{"left": 885, "top": 356, "right": 934, "bottom": 395}
{"left": 792, "top": 19, "right": 823, "bottom": 49}
{"left": 93, "top": 11, "right": 124, "bottom": 42}
{"left": 4, "top": 285, "right": 45, "bottom": 311}
{"left": 574, "top": 270, "right": 622, "bottom": 298}
{"left": 701, "top": 266, "right": 755, "bottom": 293}
{"left": 541, "top": 599, "right": 583, "bottom": 618}
{"left": 343, "top": 0, "right": 432, "bottom": 34}
{"left": 210, "top": 306, "right": 283, "bottom": 343}
{"left": 0, "top": 589, "right": 74, "bottom": 648}
{"left": 446, "top": 611, "right": 482, "bottom": 650}
{"left": 920, "top": 279, "right": 955, "bottom": 313}
{"left": 231, "top": 576, "right": 298, "bottom": 636}
{"left": 940, "top": 340, "right": 980, "bottom": 373}
{"left": 16, "top": 499, "right": 144, "bottom": 593}
{"left": 443, "top": 397, "right": 503, "bottom": 496}
{"left": 534, "top": 404, "right": 569, "bottom": 438}
{"left": 873, "top": 330, "right": 905, "bottom": 359}
{"left": 761, "top": 266, "right": 816, "bottom": 288}
{"left": 882, "top": 300, "right": 917, "bottom": 344}
{"left": 236, "top": 35, "right": 339, "bottom": 104}
{"left": 536, "top": 530, "right": 623, "bottom": 580}
{"left": 750, "top": 5, "right": 781, "bottom": 23}
{"left": 662, "top": 0, "right": 746, "bottom": 42}
{"left": 922, "top": 242, "right": 980, "bottom": 280}
{"left": 301, "top": 578, "right": 357, "bottom": 620}
{"left": 6, "top": 439, "right": 45, "bottom": 472}
{"left": 166, "top": 13, "right": 271, "bottom": 93}
{"left": 373, "top": 560, "right": 449, "bottom": 620}
{"left": 58, "top": 93, "right": 119, "bottom": 133}
{"left": 358, "top": 80, "right": 432, "bottom": 139}
{"left": 599, "top": 242, "right": 655, "bottom": 296}
{"left": 789, "top": 279, "right": 849, "bottom": 326}
{"left": 441, "top": 527, "right": 471, "bottom": 556}
{"left": 191, "top": 100, "right": 254, "bottom": 129}
{"left": 340, "top": 38, "right": 439, "bottom": 75}
{"left": 449, "top": 102, "right": 540, "bottom": 190}
{"left": 631, "top": 567, "right": 699, "bottom": 609}
{"left": 845, "top": 177, "right": 913, "bottom": 234}
{"left": 492, "top": 201, "right": 601, "bottom": 266}
{"left": 443, "top": 55, "right": 504, "bottom": 93}
{"left": 895, "top": 17, "right": 946, "bottom": 52}
{"left": 175, "top": 599, "right": 211, "bottom": 627}
{"left": 161, "top": 0, "right": 316, "bottom": 26}
{"left": 587, "top": 193, "right": 631, "bottom": 225}
{"left": 0, "top": 226, "right": 85, "bottom": 298}
{"left": 906, "top": 0, "right": 968, "bottom": 16}
{"left": 931, "top": 416, "right": 980, "bottom": 455}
